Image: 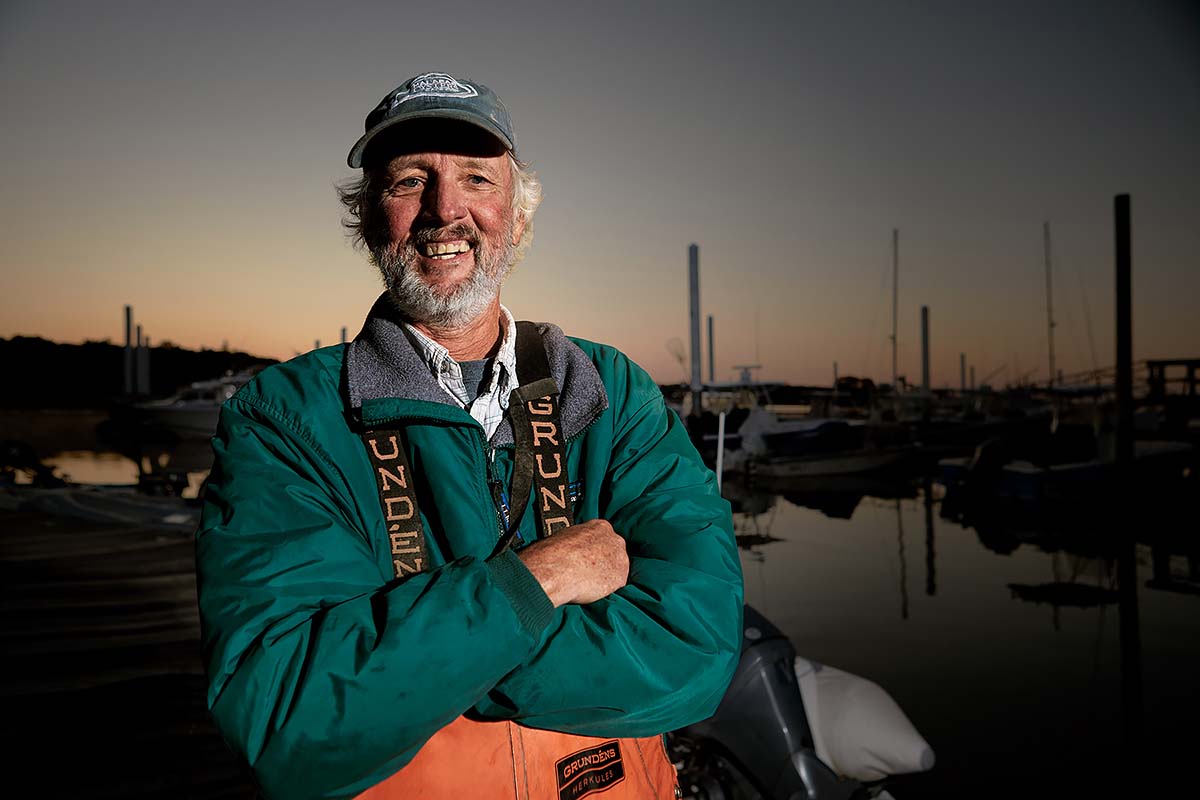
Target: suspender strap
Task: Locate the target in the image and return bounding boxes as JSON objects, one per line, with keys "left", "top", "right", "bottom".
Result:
{"left": 361, "top": 431, "right": 428, "bottom": 578}
{"left": 514, "top": 321, "right": 552, "bottom": 384}
{"left": 508, "top": 323, "right": 574, "bottom": 540}
{"left": 504, "top": 379, "right": 549, "bottom": 545}
{"left": 506, "top": 379, "right": 573, "bottom": 539}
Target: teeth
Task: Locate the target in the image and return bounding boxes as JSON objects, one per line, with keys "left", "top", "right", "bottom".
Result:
{"left": 423, "top": 241, "right": 470, "bottom": 257}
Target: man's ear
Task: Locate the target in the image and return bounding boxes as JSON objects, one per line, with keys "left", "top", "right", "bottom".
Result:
{"left": 511, "top": 213, "right": 527, "bottom": 246}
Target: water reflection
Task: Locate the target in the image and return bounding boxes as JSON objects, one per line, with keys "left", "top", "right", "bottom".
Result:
{"left": 721, "top": 478, "right": 782, "bottom": 551}
{"left": 33, "top": 442, "right": 212, "bottom": 499}
{"left": 896, "top": 496, "right": 908, "bottom": 620}
{"left": 1, "top": 410, "right": 212, "bottom": 498}
{"left": 720, "top": 472, "right": 1197, "bottom": 795}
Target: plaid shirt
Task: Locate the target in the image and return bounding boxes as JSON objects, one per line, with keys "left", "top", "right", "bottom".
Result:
{"left": 401, "top": 306, "right": 519, "bottom": 443}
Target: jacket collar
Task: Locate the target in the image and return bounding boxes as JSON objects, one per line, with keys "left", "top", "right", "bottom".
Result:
{"left": 346, "top": 293, "right": 608, "bottom": 446}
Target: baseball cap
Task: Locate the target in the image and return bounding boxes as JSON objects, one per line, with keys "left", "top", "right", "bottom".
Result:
{"left": 347, "top": 72, "right": 516, "bottom": 168}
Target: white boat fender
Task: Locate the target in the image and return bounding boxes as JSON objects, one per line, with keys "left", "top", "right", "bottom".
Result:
{"left": 793, "top": 657, "right": 935, "bottom": 781}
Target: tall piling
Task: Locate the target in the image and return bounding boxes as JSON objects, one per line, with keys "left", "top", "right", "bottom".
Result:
{"left": 123, "top": 306, "right": 134, "bottom": 396}
{"left": 707, "top": 314, "right": 715, "bottom": 384}
{"left": 135, "top": 325, "right": 149, "bottom": 395}
{"left": 1116, "top": 197, "right": 1134, "bottom": 483}
{"left": 140, "top": 335, "right": 151, "bottom": 395}
{"left": 960, "top": 353, "right": 966, "bottom": 393}
{"left": 924, "top": 477, "right": 936, "bottom": 597}
{"left": 891, "top": 230, "right": 899, "bottom": 388}
{"left": 920, "top": 306, "right": 930, "bottom": 393}
{"left": 1045, "top": 221, "right": 1057, "bottom": 387}
{"left": 688, "top": 244, "right": 702, "bottom": 416}
{"left": 1114, "top": 193, "right": 1142, "bottom": 756}
{"left": 895, "top": 500, "right": 909, "bottom": 620}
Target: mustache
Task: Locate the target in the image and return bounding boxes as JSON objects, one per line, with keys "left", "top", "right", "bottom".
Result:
{"left": 408, "top": 223, "right": 480, "bottom": 248}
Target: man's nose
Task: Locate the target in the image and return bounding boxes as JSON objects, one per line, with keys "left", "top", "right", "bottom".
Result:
{"left": 421, "top": 179, "right": 467, "bottom": 225}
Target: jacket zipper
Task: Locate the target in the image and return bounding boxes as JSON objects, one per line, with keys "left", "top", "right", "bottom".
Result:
{"left": 486, "top": 444, "right": 514, "bottom": 543}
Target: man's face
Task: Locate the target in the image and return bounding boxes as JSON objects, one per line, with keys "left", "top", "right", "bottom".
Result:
{"left": 367, "top": 124, "right": 526, "bottom": 327}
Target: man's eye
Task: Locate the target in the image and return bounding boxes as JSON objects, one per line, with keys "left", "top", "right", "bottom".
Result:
{"left": 468, "top": 175, "right": 489, "bottom": 185}
{"left": 397, "top": 177, "right": 423, "bottom": 188}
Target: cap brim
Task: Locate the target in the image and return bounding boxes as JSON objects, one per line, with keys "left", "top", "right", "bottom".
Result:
{"left": 347, "top": 110, "right": 515, "bottom": 168}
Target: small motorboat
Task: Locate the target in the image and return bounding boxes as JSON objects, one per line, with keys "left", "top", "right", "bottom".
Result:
{"left": 132, "top": 370, "right": 257, "bottom": 439}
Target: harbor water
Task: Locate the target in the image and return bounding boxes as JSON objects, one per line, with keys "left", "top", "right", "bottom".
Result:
{"left": 729, "top": 476, "right": 1197, "bottom": 797}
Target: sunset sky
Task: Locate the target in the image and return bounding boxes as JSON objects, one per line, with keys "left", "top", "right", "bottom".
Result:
{"left": 2, "top": 0, "right": 1197, "bottom": 387}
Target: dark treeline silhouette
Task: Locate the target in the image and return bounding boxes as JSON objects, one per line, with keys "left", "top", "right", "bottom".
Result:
{"left": 1, "top": 337, "right": 277, "bottom": 408}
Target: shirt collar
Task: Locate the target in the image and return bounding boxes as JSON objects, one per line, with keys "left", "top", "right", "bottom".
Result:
{"left": 400, "top": 305, "right": 518, "bottom": 400}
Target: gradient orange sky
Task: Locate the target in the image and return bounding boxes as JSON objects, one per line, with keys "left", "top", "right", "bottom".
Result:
{"left": 2, "top": 1, "right": 1197, "bottom": 387}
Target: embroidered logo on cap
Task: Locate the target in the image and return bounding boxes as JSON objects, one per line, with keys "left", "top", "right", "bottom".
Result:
{"left": 555, "top": 741, "right": 625, "bottom": 800}
{"left": 390, "top": 72, "right": 479, "bottom": 108}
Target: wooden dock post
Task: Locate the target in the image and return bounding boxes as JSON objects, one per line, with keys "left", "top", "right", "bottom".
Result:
{"left": 920, "top": 306, "right": 930, "bottom": 393}
{"left": 688, "top": 244, "right": 702, "bottom": 417}
{"left": 1114, "top": 192, "right": 1142, "bottom": 755}
{"left": 123, "top": 305, "right": 134, "bottom": 395}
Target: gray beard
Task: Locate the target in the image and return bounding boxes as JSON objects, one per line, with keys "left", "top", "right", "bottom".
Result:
{"left": 372, "top": 224, "right": 517, "bottom": 328}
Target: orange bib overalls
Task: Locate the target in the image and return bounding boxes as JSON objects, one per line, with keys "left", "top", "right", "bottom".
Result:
{"left": 356, "top": 716, "right": 678, "bottom": 799}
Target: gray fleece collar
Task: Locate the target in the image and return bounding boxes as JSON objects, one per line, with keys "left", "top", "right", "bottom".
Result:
{"left": 346, "top": 294, "right": 609, "bottom": 446}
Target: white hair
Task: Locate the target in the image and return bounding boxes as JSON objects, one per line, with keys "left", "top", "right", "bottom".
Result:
{"left": 507, "top": 155, "right": 542, "bottom": 263}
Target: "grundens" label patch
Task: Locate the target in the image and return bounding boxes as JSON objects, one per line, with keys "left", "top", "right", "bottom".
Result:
{"left": 555, "top": 740, "right": 625, "bottom": 800}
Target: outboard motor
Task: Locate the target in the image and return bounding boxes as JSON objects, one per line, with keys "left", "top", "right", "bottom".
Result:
{"left": 670, "top": 606, "right": 933, "bottom": 800}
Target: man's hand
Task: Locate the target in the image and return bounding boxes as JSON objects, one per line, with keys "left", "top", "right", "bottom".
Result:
{"left": 517, "top": 519, "right": 629, "bottom": 607}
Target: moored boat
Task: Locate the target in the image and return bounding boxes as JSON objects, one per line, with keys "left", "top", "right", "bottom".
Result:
{"left": 132, "top": 370, "right": 257, "bottom": 439}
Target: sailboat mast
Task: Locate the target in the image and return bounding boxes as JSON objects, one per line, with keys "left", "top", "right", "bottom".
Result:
{"left": 1044, "top": 221, "right": 1056, "bottom": 387}
{"left": 891, "top": 229, "right": 899, "bottom": 388}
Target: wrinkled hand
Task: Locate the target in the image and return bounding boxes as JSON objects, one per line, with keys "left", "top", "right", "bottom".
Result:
{"left": 517, "top": 519, "right": 629, "bottom": 607}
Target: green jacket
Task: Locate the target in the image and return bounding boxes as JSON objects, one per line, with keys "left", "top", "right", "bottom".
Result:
{"left": 196, "top": 297, "right": 743, "bottom": 799}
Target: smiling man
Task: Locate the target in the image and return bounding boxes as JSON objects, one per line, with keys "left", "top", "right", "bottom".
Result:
{"left": 195, "top": 72, "right": 742, "bottom": 800}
